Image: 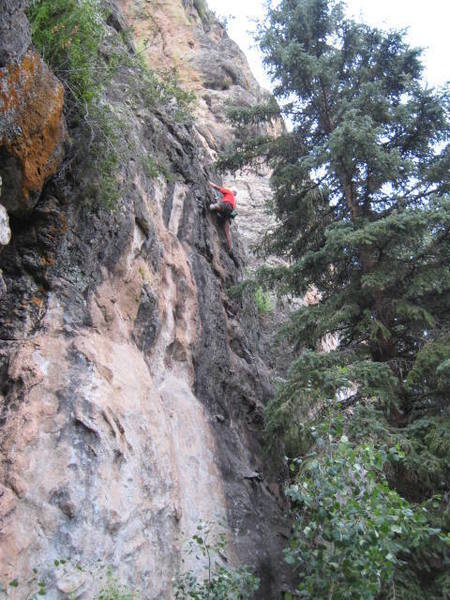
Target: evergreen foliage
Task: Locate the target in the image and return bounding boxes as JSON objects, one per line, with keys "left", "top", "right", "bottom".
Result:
{"left": 219, "top": 0, "right": 449, "bottom": 596}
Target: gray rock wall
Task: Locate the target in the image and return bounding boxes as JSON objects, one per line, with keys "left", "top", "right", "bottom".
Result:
{"left": 0, "top": 0, "right": 31, "bottom": 67}
{"left": 0, "top": 1, "right": 291, "bottom": 598}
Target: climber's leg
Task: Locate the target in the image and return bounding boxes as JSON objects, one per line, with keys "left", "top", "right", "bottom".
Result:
{"left": 209, "top": 204, "right": 233, "bottom": 254}
{"left": 223, "top": 219, "right": 232, "bottom": 252}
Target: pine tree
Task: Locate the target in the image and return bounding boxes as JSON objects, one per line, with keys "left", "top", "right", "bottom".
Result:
{"left": 219, "top": 0, "right": 449, "bottom": 596}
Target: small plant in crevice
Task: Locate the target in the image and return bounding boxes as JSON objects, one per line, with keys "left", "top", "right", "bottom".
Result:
{"left": 226, "top": 279, "right": 252, "bottom": 302}
{"left": 96, "top": 569, "right": 139, "bottom": 600}
{"left": 125, "top": 36, "right": 196, "bottom": 123}
{"left": 174, "top": 521, "right": 259, "bottom": 599}
{"left": 140, "top": 156, "right": 160, "bottom": 180}
{"left": 0, "top": 568, "right": 48, "bottom": 598}
{"left": 254, "top": 286, "right": 273, "bottom": 314}
{"left": 140, "top": 155, "right": 175, "bottom": 184}
{"left": 193, "top": 0, "right": 210, "bottom": 25}
{"left": 135, "top": 62, "right": 196, "bottom": 124}
{"left": 81, "top": 102, "right": 124, "bottom": 209}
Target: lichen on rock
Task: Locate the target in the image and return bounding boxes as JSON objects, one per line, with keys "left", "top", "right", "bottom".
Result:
{"left": 0, "top": 50, "right": 66, "bottom": 216}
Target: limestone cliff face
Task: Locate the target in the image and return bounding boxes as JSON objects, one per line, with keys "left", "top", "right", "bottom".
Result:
{"left": 0, "top": 2, "right": 289, "bottom": 598}
{"left": 115, "top": 0, "right": 282, "bottom": 268}
{"left": 116, "top": 0, "right": 276, "bottom": 151}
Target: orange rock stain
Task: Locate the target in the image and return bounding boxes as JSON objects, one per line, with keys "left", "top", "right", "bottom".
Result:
{"left": 0, "top": 51, "right": 65, "bottom": 204}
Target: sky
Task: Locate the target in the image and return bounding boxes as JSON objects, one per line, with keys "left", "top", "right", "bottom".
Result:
{"left": 206, "top": 0, "right": 450, "bottom": 92}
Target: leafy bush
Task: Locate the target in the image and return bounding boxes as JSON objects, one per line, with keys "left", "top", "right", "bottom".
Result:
{"left": 345, "top": 405, "right": 450, "bottom": 499}
{"left": 174, "top": 522, "right": 259, "bottom": 599}
{"left": 285, "top": 434, "right": 449, "bottom": 599}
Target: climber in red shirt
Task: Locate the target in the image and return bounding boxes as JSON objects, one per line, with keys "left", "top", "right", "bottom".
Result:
{"left": 208, "top": 181, "right": 237, "bottom": 253}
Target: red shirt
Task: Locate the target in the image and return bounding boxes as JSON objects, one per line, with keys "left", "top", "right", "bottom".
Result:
{"left": 219, "top": 187, "right": 236, "bottom": 210}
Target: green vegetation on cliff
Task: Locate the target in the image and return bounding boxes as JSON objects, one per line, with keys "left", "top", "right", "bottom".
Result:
{"left": 220, "top": 0, "right": 450, "bottom": 597}
{"left": 27, "top": 0, "right": 194, "bottom": 208}
{"left": 27, "top": 0, "right": 195, "bottom": 114}
{"left": 27, "top": 0, "right": 127, "bottom": 207}
{"left": 27, "top": 0, "right": 108, "bottom": 103}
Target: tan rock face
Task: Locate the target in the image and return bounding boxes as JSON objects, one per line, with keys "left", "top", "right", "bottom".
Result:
{"left": 116, "top": 0, "right": 279, "bottom": 153}
{"left": 0, "top": 50, "right": 66, "bottom": 216}
{"left": 0, "top": 177, "right": 229, "bottom": 598}
{"left": 0, "top": 313, "right": 226, "bottom": 599}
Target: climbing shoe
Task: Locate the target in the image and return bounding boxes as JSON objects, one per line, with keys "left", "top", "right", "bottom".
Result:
{"left": 229, "top": 250, "right": 240, "bottom": 268}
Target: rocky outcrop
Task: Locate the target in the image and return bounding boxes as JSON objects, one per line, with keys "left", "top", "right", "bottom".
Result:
{"left": 0, "top": 1, "right": 291, "bottom": 598}
{"left": 0, "top": 177, "right": 10, "bottom": 297}
{"left": 116, "top": 0, "right": 281, "bottom": 155}
{"left": 0, "top": 177, "right": 10, "bottom": 246}
{"left": 0, "top": 205, "right": 9, "bottom": 248}
{"left": 0, "top": 2, "right": 66, "bottom": 216}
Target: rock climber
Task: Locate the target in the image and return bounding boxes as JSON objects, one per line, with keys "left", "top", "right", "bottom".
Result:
{"left": 208, "top": 180, "right": 237, "bottom": 254}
